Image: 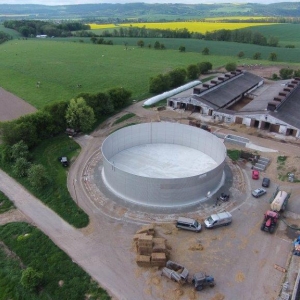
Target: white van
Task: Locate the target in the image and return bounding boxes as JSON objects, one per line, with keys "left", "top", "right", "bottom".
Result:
{"left": 204, "top": 211, "right": 232, "bottom": 228}
{"left": 176, "top": 217, "right": 202, "bottom": 232}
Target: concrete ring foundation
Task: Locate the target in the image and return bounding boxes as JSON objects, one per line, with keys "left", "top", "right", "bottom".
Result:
{"left": 101, "top": 122, "right": 226, "bottom": 208}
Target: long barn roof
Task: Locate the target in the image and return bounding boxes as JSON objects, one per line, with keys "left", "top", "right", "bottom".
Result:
{"left": 197, "top": 72, "right": 263, "bottom": 109}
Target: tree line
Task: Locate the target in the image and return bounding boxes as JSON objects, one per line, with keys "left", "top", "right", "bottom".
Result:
{"left": 3, "top": 19, "right": 278, "bottom": 48}
{"left": 149, "top": 61, "right": 212, "bottom": 94}
{"left": 204, "top": 29, "right": 278, "bottom": 47}
{"left": 0, "top": 86, "right": 131, "bottom": 187}
{"left": 3, "top": 20, "right": 90, "bottom": 37}
{"left": 98, "top": 26, "right": 277, "bottom": 47}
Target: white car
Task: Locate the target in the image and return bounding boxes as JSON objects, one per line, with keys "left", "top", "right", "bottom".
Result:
{"left": 252, "top": 188, "right": 266, "bottom": 198}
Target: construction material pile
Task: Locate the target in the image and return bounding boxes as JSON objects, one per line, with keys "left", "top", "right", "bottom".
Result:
{"left": 133, "top": 224, "right": 169, "bottom": 267}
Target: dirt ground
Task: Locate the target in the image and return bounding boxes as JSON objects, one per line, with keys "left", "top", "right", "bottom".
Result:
{"left": 0, "top": 87, "right": 36, "bottom": 122}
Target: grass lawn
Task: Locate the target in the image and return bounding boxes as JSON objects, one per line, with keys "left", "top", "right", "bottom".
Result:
{"left": 0, "top": 190, "right": 15, "bottom": 213}
{"left": 0, "top": 135, "right": 89, "bottom": 228}
{"left": 227, "top": 149, "right": 241, "bottom": 161}
{"left": 0, "top": 222, "right": 110, "bottom": 300}
{"left": 1, "top": 38, "right": 300, "bottom": 110}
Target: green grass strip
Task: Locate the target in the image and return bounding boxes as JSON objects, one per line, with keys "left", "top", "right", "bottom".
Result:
{"left": 0, "top": 222, "right": 110, "bottom": 300}
{"left": 0, "top": 135, "right": 89, "bottom": 228}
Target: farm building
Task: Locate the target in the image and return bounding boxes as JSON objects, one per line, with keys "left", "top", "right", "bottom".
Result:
{"left": 167, "top": 70, "right": 300, "bottom": 138}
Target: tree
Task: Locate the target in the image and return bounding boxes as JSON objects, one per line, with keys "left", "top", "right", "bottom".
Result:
{"left": 187, "top": 64, "right": 199, "bottom": 80}
{"left": 12, "top": 158, "right": 31, "bottom": 177}
{"left": 137, "top": 40, "right": 144, "bottom": 48}
{"left": 90, "top": 36, "right": 97, "bottom": 44}
{"left": 149, "top": 74, "right": 171, "bottom": 93}
{"left": 279, "top": 68, "right": 293, "bottom": 80}
{"left": 268, "top": 36, "right": 279, "bottom": 47}
{"left": 19, "top": 26, "right": 30, "bottom": 37}
{"left": 272, "top": 73, "right": 279, "bottom": 80}
{"left": 28, "top": 164, "right": 50, "bottom": 190}
{"left": 0, "top": 120, "right": 38, "bottom": 148}
{"left": 82, "top": 92, "right": 114, "bottom": 115}
{"left": 269, "top": 52, "right": 277, "bottom": 61}
{"left": 154, "top": 41, "right": 160, "bottom": 49}
{"left": 253, "top": 52, "right": 261, "bottom": 60}
{"left": 294, "top": 69, "right": 300, "bottom": 77}
{"left": 169, "top": 68, "right": 187, "bottom": 88}
{"left": 225, "top": 62, "right": 237, "bottom": 72}
{"left": 202, "top": 47, "right": 209, "bottom": 55}
{"left": 21, "top": 267, "right": 43, "bottom": 292}
{"left": 198, "top": 61, "right": 212, "bottom": 74}
{"left": 43, "top": 101, "right": 69, "bottom": 135}
{"left": 108, "top": 87, "right": 132, "bottom": 109}
{"left": 179, "top": 45, "right": 185, "bottom": 52}
{"left": 160, "top": 43, "right": 166, "bottom": 50}
{"left": 11, "top": 140, "right": 30, "bottom": 161}
{"left": 65, "top": 98, "right": 95, "bottom": 132}
{"left": 237, "top": 51, "right": 244, "bottom": 58}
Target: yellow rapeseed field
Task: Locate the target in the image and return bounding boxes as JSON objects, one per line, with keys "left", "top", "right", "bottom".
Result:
{"left": 89, "top": 21, "right": 274, "bottom": 34}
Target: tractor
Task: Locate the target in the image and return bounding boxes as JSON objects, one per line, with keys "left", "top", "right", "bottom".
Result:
{"left": 162, "top": 260, "right": 215, "bottom": 291}
{"left": 192, "top": 272, "right": 215, "bottom": 291}
{"left": 260, "top": 210, "right": 279, "bottom": 234}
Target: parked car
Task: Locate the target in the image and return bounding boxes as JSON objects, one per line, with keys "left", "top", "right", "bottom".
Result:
{"left": 58, "top": 156, "right": 69, "bottom": 167}
{"left": 252, "top": 188, "right": 266, "bottom": 198}
{"left": 262, "top": 177, "right": 270, "bottom": 187}
{"left": 176, "top": 217, "right": 202, "bottom": 232}
{"left": 252, "top": 170, "right": 259, "bottom": 180}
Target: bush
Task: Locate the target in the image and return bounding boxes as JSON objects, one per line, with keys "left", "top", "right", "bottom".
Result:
{"left": 202, "top": 47, "right": 209, "bottom": 55}
{"left": 27, "top": 164, "right": 50, "bottom": 191}
{"left": 21, "top": 267, "right": 43, "bottom": 292}
{"left": 12, "top": 158, "right": 31, "bottom": 178}
{"left": 237, "top": 51, "right": 244, "bottom": 58}
{"left": 186, "top": 64, "right": 199, "bottom": 80}
{"left": 198, "top": 61, "right": 212, "bottom": 74}
{"left": 179, "top": 45, "right": 185, "bottom": 52}
{"left": 225, "top": 62, "right": 237, "bottom": 72}
{"left": 279, "top": 68, "right": 293, "bottom": 79}
{"left": 149, "top": 74, "right": 171, "bottom": 93}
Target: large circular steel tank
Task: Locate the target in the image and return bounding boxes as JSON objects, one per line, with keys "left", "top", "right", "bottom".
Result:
{"left": 101, "top": 122, "right": 226, "bottom": 208}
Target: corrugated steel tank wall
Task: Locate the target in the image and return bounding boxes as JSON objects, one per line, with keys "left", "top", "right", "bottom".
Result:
{"left": 101, "top": 122, "right": 226, "bottom": 207}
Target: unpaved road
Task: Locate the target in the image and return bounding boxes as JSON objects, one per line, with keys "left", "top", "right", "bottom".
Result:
{"left": 0, "top": 168, "right": 157, "bottom": 300}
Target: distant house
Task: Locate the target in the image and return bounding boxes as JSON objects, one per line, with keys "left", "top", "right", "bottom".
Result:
{"left": 36, "top": 35, "right": 47, "bottom": 38}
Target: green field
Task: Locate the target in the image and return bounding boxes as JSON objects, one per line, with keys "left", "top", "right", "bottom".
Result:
{"left": 0, "top": 24, "right": 22, "bottom": 38}
{"left": 248, "top": 24, "right": 300, "bottom": 48}
{"left": 1, "top": 37, "right": 300, "bottom": 109}
{"left": 0, "top": 222, "right": 109, "bottom": 299}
